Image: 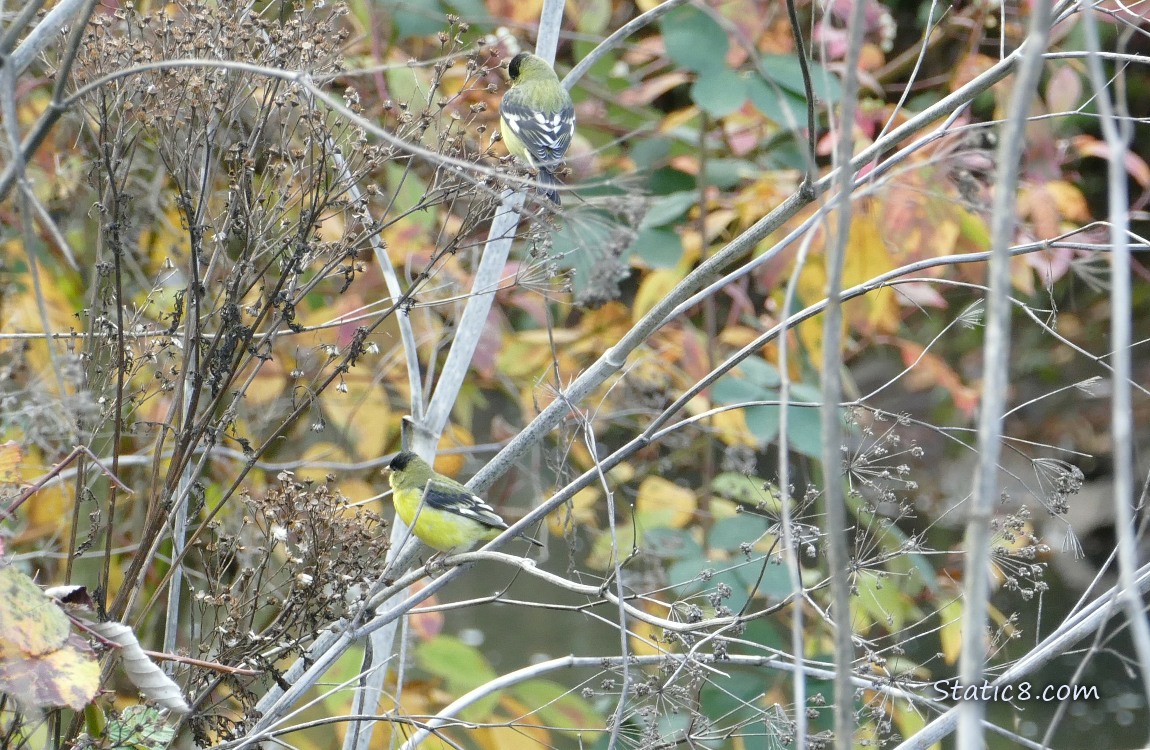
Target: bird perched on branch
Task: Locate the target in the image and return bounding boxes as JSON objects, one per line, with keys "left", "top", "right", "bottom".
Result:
{"left": 498, "top": 51, "right": 575, "bottom": 204}
{"left": 386, "top": 450, "right": 543, "bottom": 553}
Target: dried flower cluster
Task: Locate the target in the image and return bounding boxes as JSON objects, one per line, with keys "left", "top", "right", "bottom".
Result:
{"left": 189, "top": 472, "right": 387, "bottom": 739}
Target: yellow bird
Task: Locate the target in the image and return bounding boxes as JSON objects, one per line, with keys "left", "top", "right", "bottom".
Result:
{"left": 386, "top": 451, "right": 542, "bottom": 552}
{"left": 499, "top": 52, "right": 575, "bottom": 204}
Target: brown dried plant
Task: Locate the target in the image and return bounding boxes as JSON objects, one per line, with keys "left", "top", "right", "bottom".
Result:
{"left": 11, "top": 3, "right": 517, "bottom": 737}
{"left": 187, "top": 472, "right": 388, "bottom": 739}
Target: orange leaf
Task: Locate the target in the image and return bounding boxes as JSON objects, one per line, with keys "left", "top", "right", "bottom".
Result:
{"left": 1074, "top": 134, "right": 1150, "bottom": 187}
{"left": 895, "top": 340, "right": 979, "bottom": 418}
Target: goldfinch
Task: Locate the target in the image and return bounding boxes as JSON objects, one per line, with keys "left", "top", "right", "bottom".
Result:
{"left": 498, "top": 51, "right": 575, "bottom": 204}
{"left": 386, "top": 451, "right": 542, "bottom": 553}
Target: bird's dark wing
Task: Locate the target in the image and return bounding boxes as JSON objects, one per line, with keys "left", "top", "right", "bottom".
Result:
{"left": 500, "top": 93, "right": 575, "bottom": 168}
{"left": 422, "top": 479, "right": 509, "bottom": 530}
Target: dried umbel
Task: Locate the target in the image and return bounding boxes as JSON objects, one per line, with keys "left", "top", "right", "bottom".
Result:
{"left": 188, "top": 473, "right": 388, "bottom": 735}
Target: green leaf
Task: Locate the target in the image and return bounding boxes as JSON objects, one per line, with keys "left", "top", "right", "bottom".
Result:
{"left": 416, "top": 636, "right": 495, "bottom": 685}
{"left": 739, "top": 356, "right": 782, "bottom": 388}
{"left": 712, "top": 377, "right": 769, "bottom": 406}
{"left": 381, "top": 0, "right": 445, "bottom": 39}
{"left": 416, "top": 636, "right": 499, "bottom": 719}
{"left": 553, "top": 207, "right": 630, "bottom": 299}
{"left": 511, "top": 679, "right": 601, "bottom": 736}
{"left": 667, "top": 557, "right": 750, "bottom": 609}
{"left": 630, "top": 227, "right": 683, "bottom": 268}
{"left": 748, "top": 402, "right": 822, "bottom": 457}
{"left": 640, "top": 191, "right": 697, "bottom": 228}
{"left": 444, "top": 0, "right": 488, "bottom": 20}
{"left": 656, "top": 714, "right": 699, "bottom": 748}
{"left": 105, "top": 706, "right": 175, "bottom": 750}
{"left": 574, "top": 0, "right": 611, "bottom": 34}
{"left": 712, "top": 357, "right": 781, "bottom": 405}
{"left": 746, "top": 74, "right": 808, "bottom": 128}
{"left": 0, "top": 565, "right": 70, "bottom": 656}
{"left": 629, "top": 137, "right": 672, "bottom": 170}
{"left": 700, "top": 670, "right": 768, "bottom": 715}
{"left": 744, "top": 403, "right": 781, "bottom": 445}
{"left": 643, "top": 527, "right": 704, "bottom": 559}
{"left": 385, "top": 163, "right": 436, "bottom": 231}
{"left": 733, "top": 555, "right": 793, "bottom": 600}
{"left": 662, "top": 7, "right": 729, "bottom": 73}
{"left": 648, "top": 167, "right": 696, "bottom": 194}
{"left": 702, "top": 158, "right": 759, "bottom": 189}
{"left": 708, "top": 515, "right": 770, "bottom": 551}
{"left": 711, "top": 472, "right": 773, "bottom": 506}
{"left": 691, "top": 67, "right": 747, "bottom": 118}
{"left": 737, "top": 619, "right": 787, "bottom": 654}
{"left": 760, "top": 55, "right": 843, "bottom": 102}
{"left": 855, "top": 572, "right": 914, "bottom": 632}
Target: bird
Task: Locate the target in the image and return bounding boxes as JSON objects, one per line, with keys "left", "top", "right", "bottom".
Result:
{"left": 498, "top": 51, "right": 575, "bottom": 204}
{"left": 386, "top": 450, "right": 543, "bottom": 553}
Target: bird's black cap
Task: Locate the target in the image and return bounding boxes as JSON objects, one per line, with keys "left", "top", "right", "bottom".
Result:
{"left": 388, "top": 451, "right": 419, "bottom": 471}
{"left": 508, "top": 52, "right": 530, "bottom": 81}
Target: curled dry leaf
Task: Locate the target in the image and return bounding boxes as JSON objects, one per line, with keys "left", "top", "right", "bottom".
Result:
{"left": 91, "top": 622, "right": 191, "bottom": 714}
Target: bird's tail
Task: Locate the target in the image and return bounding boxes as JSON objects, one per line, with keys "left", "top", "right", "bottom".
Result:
{"left": 537, "top": 168, "right": 561, "bottom": 205}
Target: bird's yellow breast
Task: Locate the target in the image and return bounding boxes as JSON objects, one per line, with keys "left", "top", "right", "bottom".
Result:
{"left": 393, "top": 487, "right": 495, "bottom": 552}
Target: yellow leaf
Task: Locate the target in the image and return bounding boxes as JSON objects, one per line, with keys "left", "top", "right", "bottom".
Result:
{"left": 0, "top": 441, "right": 22, "bottom": 484}
{"left": 139, "top": 202, "right": 190, "bottom": 272}
{"left": 316, "top": 211, "right": 346, "bottom": 244}
{"left": 16, "top": 447, "right": 71, "bottom": 546}
{"left": 497, "top": 340, "right": 547, "bottom": 379}
{"left": 955, "top": 205, "right": 990, "bottom": 251}
{"left": 242, "top": 360, "right": 288, "bottom": 407}
{"left": 710, "top": 409, "right": 759, "bottom": 448}
{"left": 1044, "top": 180, "right": 1090, "bottom": 222}
{"left": 735, "top": 174, "right": 796, "bottom": 227}
{"left": 939, "top": 599, "right": 963, "bottom": 665}
{"left": 476, "top": 699, "right": 551, "bottom": 750}
{"left": 0, "top": 636, "right": 100, "bottom": 711}
{"left": 0, "top": 565, "right": 71, "bottom": 657}
{"left": 635, "top": 476, "right": 696, "bottom": 529}
{"left": 841, "top": 209, "right": 900, "bottom": 335}
{"left": 586, "top": 524, "right": 635, "bottom": 571}
{"left": 432, "top": 424, "right": 474, "bottom": 479}
{"left": 1010, "top": 254, "right": 1036, "bottom": 295}
{"left": 572, "top": 302, "right": 630, "bottom": 356}
{"left": 931, "top": 218, "right": 960, "bottom": 258}
{"left": 549, "top": 486, "right": 600, "bottom": 536}
{"left": 717, "top": 325, "right": 761, "bottom": 349}
{"left": 893, "top": 701, "right": 938, "bottom": 750}
{"left": 39, "top": 639, "right": 101, "bottom": 711}
{"left": 608, "top": 462, "right": 636, "bottom": 484}
{"left": 708, "top": 498, "right": 742, "bottom": 521}
{"left": 338, "top": 478, "right": 376, "bottom": 505}
{"left": 628, "top": 602, "right": 668, "bottom": 657}
{"left": 633, "top": 269, "right": 685, "bottom": 322}
{"left": 295, "top": 443, "right": 352, "bottom": 484}
{"left": 322, "top": 375, "right": 392, "bottom": 460}
{"left": 21, "top": 481, "right": 69, "bottom": 544}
